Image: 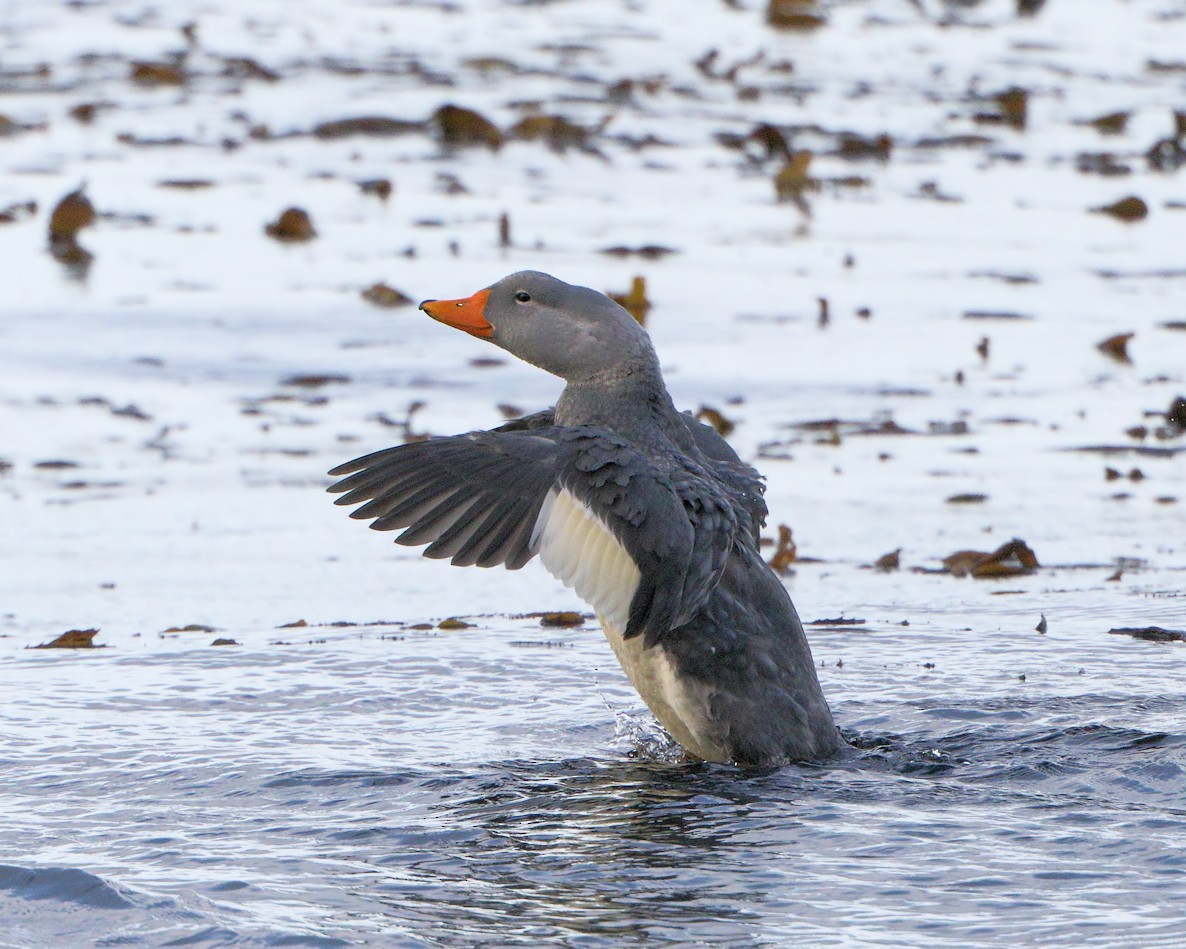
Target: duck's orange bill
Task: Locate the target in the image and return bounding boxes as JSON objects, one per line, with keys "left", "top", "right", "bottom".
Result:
{"left": 419, "top": 289, "right": 493, "bottom": 338}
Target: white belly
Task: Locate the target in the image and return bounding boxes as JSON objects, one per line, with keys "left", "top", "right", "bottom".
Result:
{"left": 531, "top": 488, "right": 727, "bottom": 762}
{"left": 599, "top": 616, "right": 728, "bottom": 764}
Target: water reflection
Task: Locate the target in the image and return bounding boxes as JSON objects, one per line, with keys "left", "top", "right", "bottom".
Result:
{"left": 48, "top": 236, "right": 94, "bottom": 282}
{"left": 312, "top": 687, "right": 1186, "bottom": 939}
{"left": 373, "top": 759, "right": 784, "bottom": 942}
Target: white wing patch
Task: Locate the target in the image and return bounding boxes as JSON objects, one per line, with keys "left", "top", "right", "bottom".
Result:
{"left": 532, "top": 488, "right": 640, "bottom": 631}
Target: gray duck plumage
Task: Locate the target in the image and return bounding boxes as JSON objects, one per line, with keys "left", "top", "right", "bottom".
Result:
{"left": 328, "top": 271, "right": 844, "bottom": 768}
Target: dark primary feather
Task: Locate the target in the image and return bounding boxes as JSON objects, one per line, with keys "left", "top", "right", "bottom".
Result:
{"left": 328, "top": 431, "right": 562, "bottom": 569}
{"left": 328, "top": 418, "right": 747, "bottom": 646}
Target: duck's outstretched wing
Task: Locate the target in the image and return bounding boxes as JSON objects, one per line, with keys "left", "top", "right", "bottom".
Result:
{"left": 327, "top": 425, "right": 737, "bottom": 647}
{"left": 327, "top": 430, "right": 561, "bottom": 570}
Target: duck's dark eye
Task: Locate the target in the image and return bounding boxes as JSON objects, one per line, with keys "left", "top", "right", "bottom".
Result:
{"left": 514, "top": 291, "right": 531, "bottom": 303}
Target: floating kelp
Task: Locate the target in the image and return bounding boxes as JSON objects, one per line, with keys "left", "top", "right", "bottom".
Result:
{"left": 431, "top": 104, "right": 502, "bottom": 149}
{"left": 695, "top": 405, "right": 736, "bottom": 437}
{"left": 1097, "top": 332, "right": 1134, "bottom": 363}
{"left": 767, "top": 524, "right": 797, "bottom": 574}
{"left": 265, "top": 207, "right": 316, "bottom": 242}
{"left": 1092, "top": 196, "right": 1148, "bottom": 222}
{"left": 361, "top": 283, "right": 413, "bottom": 308}
{"left": 1087, "top": 111, "right": 1129, "bottom": 135}
{"left": 358, "top": 178, "right": 392, "bottom": 200}
{"left": 33, "top": 628, "right": 102, "bottom": 648}
{"left": 130, "top": 61, "right": 185, "bottom": 86}
{"left": 509, "top": 114, "right": 593, "bottom": 153}
{"left": 943, "top": 539, "right": 1039, "bottom": 579}
{"left": 1108, "top": 626, "right": 1186, "bottom": 643}
{"left": 312, "top": 116, "right": 420, "bottom": 139}
{"left": 608, "top": 276, "right": 651, "bottom": 325}
{"left": 48, "top": 187, "right": 94, "bottom": 242}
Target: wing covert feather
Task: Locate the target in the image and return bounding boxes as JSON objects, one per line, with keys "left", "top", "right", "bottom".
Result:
{"left": 329, "top": 421, "right": 746, "bottom": 644}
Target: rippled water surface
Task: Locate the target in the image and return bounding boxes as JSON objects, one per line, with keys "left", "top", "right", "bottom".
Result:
{"left": 3, "top": 0, "right": 1186, "bottom": 944}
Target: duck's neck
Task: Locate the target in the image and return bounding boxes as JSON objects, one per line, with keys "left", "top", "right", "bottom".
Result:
{"left": 555, "top": 361, "right": 688, "bottom": 444}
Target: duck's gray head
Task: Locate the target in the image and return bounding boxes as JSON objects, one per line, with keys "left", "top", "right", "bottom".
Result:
{"left": 419, "top": 270, "right": 655, "bottom": 383}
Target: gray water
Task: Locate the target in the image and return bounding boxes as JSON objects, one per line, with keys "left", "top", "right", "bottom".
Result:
{"left": 3, "top": 0, "right": 1186, "bottom": 944}
{"left": 4, "top": 619, "right": 1186, "bottom": 947}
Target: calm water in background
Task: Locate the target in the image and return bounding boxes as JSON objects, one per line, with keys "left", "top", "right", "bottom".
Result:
{"left": 2, "top": 0, "right": 1186, "bottom": 944}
